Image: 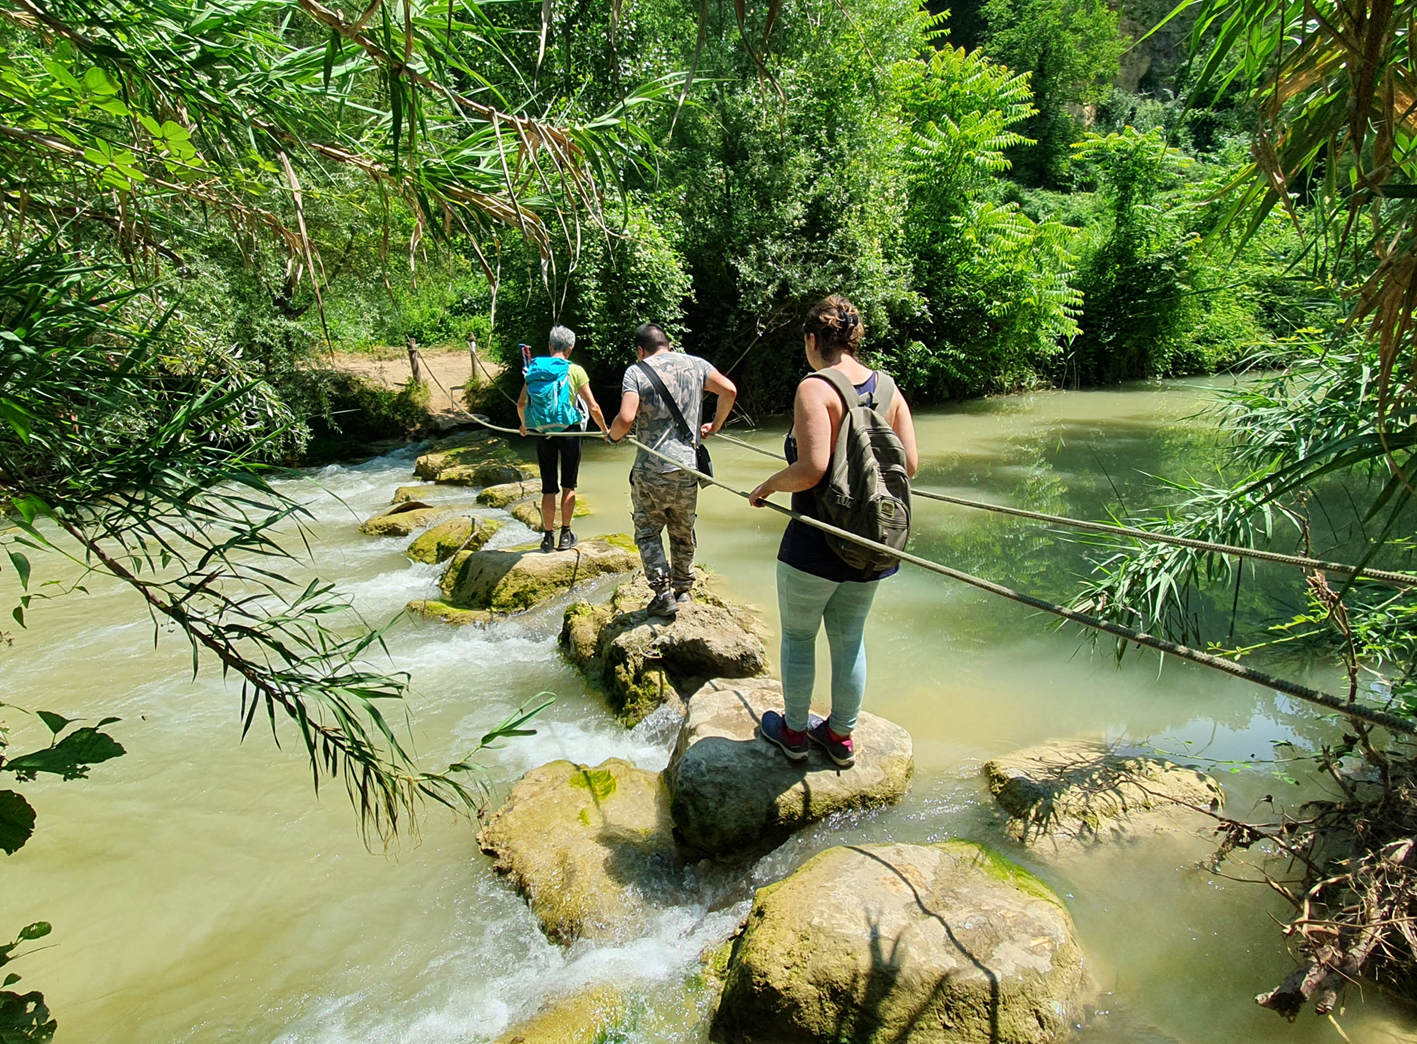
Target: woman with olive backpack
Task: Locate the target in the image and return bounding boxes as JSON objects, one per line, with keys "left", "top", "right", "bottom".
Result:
{"left": 747, "top": 296, "right": 919, "bottom": 769}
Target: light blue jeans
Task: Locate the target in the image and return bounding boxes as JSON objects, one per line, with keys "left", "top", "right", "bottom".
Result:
{"left": 776, "top": 560, "right": 880, "bottom": 735}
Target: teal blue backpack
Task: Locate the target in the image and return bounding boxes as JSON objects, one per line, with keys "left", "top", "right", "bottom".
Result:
{"left": 524, "top": 356, "right": 583, "bottom": 432}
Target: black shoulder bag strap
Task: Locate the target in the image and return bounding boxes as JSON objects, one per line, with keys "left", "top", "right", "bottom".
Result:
{"left": 636, "top": 359, "right": 713, "bottom": 482}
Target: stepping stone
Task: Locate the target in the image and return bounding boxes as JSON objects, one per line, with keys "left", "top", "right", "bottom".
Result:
{"left": 562, "top": 574, "right": 769, "bottom": 726}
{"left": 510, "top": 497, "right": 591, "bottom": 532}
{"left": 359, "top": 501, "right": 448, "bottom": 537}
{"left": 666, "top": 679, "right": 913, "bottom": 857}
{"left": 477, "top": 759, "right": 685, "bottom": 944}
{"left": 476, "top": 480, "right": 540, "bottom": 508}
{"left": 404, "top": 516, "right": 501, "bottom": 564}
{"left": 436, "top": 461, "right": 535, "bottom": 487}
{"left": 416, "top": 536, "right": 639, "bottom": 618}
{"left": 492, "top": 986, "right": 626, "bottom": 1044}
{"left": 983, "top": 740, "right": 1223, "bottom": 847}
{"left": 391, "top": 484, "right": 432, "bottom": 505}
{"left": 712, "top": 841, "right": 1089, "bottom": 1044}
{"left": 413, "top": 431, "right": 516, "bottom": 480}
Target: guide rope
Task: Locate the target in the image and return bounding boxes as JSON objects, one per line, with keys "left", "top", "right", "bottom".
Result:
{"left": 709, "top": 432, "right": 1417, "bottom": 590}
{"left": 456, "top": 412, "right": 1417, "bottom": 735}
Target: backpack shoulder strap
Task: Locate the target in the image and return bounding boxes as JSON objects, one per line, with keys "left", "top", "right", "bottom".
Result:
{"left": 636, "top": 360, "right": 696, "bottom": 445}
{"left": 871, "top": 371, "right": 897, "bottom": 418}
{"left": 806, "top": 367, "right": 860, "bottom": 409}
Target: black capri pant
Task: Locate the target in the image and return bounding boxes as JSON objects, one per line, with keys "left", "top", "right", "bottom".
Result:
{"left": 536, "top": 435, "right": 582, "bottom": 495}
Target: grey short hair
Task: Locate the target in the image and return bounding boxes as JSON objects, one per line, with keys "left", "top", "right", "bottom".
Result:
{"left": 548, "top": 325, "right": 576, "bottom": 352}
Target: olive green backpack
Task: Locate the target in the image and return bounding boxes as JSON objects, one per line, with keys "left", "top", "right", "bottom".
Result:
{"left": 809, "top": 368, "right": 911, "bottom": 570}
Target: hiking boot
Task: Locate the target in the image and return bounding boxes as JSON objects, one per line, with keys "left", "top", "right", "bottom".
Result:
{"left": 539, "top": 531, "right": 556, "bottom": 553}
{"left": 646, "top": 589, "right": 680, "bottom": 618}
{"left": 674, "top": 589, "right": 693, "bottom": 605}
{"left": 760, "top": 711, "right": 809, "bottom": 761}
{"left": 558, "top": 528, "right": 578, "bottom": 551}
{"left": 807, "top": 714, "right": 855, "bottom": 768}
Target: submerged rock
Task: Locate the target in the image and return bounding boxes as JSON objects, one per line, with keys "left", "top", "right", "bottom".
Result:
{"left": 983, "top": 740, "right": 1223, "bottom": 847}
{"left": 404, "top": 515, "right": 500, "bottom": 564}
{"left": 711, "top": 841, "right": 1089, "bottom": 1044}
{"left": 511, "top": 497, "right": 592, "bottom": 533}
{"left": 666, "top": 679, "right": 913, "bottom": 857}
{"left": 561, "top": 574, "right": 769, "bottom": 726}
{"left": 477, "top": 758, "right": 685, "bottom": 944}
{"left": 431, "top": 536, "right": 639, "bottom": 616}
{"left": 477, "top": 479, "right": 540, "bottom": 508}
{"left": 492, "top": 985, "right": 627, "bottom": 1044}
{"left": 436, "top": 461, "right": 535, "bottom": 487}
{"left": 412, "top": 431, "right": 517, "bottom": 480}
{"left": 358, "top": 501, "right": 448, "bottom": 537}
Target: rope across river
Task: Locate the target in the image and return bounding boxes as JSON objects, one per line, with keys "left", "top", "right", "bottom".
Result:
{"left": 452, "top": 412, "right": 1417, "bottom": 735}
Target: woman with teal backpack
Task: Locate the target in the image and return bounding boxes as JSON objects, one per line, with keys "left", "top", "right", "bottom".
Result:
{"left": 518, "top": 326, "right": 608, "bottom": 551}
{"left": 747, "top": 296, "right": 918, "bottom": 768}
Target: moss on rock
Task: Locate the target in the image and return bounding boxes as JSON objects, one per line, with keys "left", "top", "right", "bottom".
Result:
{"left": 404, "top": 598, "right": 494, "bottom": 626}
{"left": 433, "top": 537, "right": 639, "bottom": 615}
{"left": 511, "top": 497, "right": 592, "bottom": 532}
{"left": 559, "top": 573, "right": 769, "bottom": 726}
{"left": 405, "top": 516, "right": 501, "bottom": 564}
{"left": 412, "top": 431, "right": 516, "bottom": 480}
{"left": 359, "top": 501, "right": 449, "bottom": 537}
{"left": 492, "top": 986, "right": 627, "bottom": 1044}
{"left": 711, "top": 842, "right": 1089, "bottom": 1044}
{"left": 476, "top": 479, "right": 541, "bottom": 508}
{"left": 477, "top": 758, "right": 686, "bottom": 943}
{"left": 391, "top": 484, "right": 432, "bottom": 505}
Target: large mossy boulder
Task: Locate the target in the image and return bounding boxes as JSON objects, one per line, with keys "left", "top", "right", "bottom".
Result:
{"left": 711, "top": 842, "right": 1089, "bottom": 1044}
{"left": 358, "top": 501, "right": 448, "bottom": 537}
{"left": 511, "top": 497, "right": 591, "bottom": 533}
{"left": 477, "top": 479, "right": 541, "bottom": 508}
{"left": 666, "top": 679, "right": 912, "bottom": 857}
{"left": 433, "top": 536, "right": 639, "bottom": 615}
{"left": 404, "top": 515, "right": 501, "bottom": 564}
{"left": 436, "top": 461, "right": 535, "bottom": 487}
{"left": 412, "top": 431, "right": 517, "bottom": 480}
{"left": 477, "top": 758, "right": 686, "bottom": 944}
{"left": 561, "top": 574, "right": 769, "bottom": 726}
{"left": 983, "top": 740, "right": 1223, "bottom": 847}
{"left": 492, "top": 986, "right": 627, "bottom": 1044}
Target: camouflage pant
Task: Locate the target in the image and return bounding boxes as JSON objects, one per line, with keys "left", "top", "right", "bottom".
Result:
{"left": 629, "top": 467, "right": 699, "bottom": 593}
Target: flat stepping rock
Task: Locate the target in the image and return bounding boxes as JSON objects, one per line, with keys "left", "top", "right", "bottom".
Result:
{"left": 413, "top": 432, "right": 515, "bottom": 480}
{"left": 404, "top": 516, "right": 501, "bottom": 564}
{"left": 477, "top": 759, "right": 686, "bottom": 944}
{"left": 436, "top": 461, "right": 535, "bottom": 487}
{"left": 476, "top": 480, "right": 540, "bottom": 507}
{"left": 983, "top": 739, "right": 1224, "bottom": 847}
{"left": 562, "top": 574, "right": 769, "bottom": 726}
{"left": 359, "top": 501, "right": 449, "bottom": 537}
{"left": 510, "top": 497, "right": 591, "bottom": 532}
{"left": 432, "top": 536, "right": 639, "bottom": 615}
{"left": 712, "top": 841, "right": 1089, "bottom": 1044}
{"left": 666, "top": 679, "right": 913, "bottom": 857}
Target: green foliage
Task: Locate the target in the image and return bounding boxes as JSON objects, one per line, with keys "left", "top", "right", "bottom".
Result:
{"left": 979, "top": 0, "right": 1128, "bottom": 183}
{"left": 1066, "top": 129, "right": 1199, "bottom": 384}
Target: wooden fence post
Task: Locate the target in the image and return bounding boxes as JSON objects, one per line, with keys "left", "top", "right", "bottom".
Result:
{"left": 406, "top": 336, "right": 422, "bottom": 384}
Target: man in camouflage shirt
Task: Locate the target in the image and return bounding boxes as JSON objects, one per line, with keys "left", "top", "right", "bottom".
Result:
{"left": 608, "top": 323, "right": 737, "bottom": 617}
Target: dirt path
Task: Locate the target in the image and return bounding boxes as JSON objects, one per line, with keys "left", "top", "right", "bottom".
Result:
{"left": 329, "top": 347, "right": 503, "bottom": 422}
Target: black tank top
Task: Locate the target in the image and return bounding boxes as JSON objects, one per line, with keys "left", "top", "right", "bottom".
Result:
{"left": 776, "top": 372, "right": 900, "bottom": 583}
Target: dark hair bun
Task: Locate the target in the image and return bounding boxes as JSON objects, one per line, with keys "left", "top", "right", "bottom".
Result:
{"left": 802, "top": 295, "right": 864, "bottom": 358}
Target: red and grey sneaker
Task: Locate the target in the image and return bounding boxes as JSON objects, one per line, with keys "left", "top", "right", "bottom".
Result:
{"left": 807, "top": 714, "right": 855, "bottom": 768}
{"left": 760, "top": 710, "right": 809, "bottom": 761}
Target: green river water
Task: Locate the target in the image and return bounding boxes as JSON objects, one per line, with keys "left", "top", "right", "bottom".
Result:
{"left": 5, "top": 379, "right": 1415, "bottom": 1043}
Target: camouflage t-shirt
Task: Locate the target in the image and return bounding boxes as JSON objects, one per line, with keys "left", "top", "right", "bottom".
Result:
{"left": 621, "top": 351, "right": 717, "bottom": 473}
